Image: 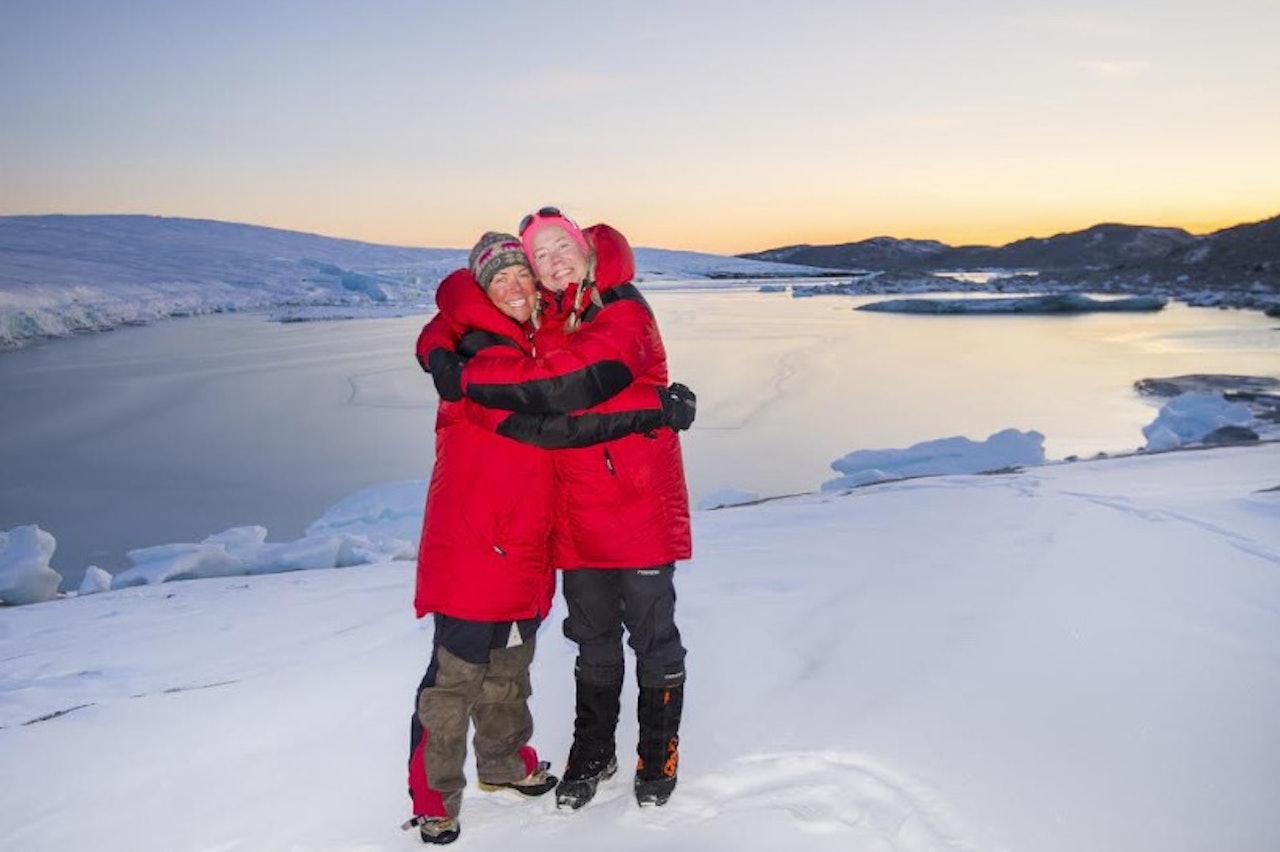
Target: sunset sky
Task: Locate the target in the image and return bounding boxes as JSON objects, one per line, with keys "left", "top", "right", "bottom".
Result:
{"left": 2, "top": 1, "right": 1277, "bottom": 254}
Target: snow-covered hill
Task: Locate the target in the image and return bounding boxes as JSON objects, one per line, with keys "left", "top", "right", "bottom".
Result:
{"left": 0, "top": 215, "right": 831, "bottom": 349}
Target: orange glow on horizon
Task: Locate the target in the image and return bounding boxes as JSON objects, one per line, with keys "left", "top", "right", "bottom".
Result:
{"left": 302, "top": 201, "right": 1277, "bottom": 257}
{"left": 24, "top": 201, "right": 1273, "bottom": 259}
{"left": 622, "top": 206, "right": 1280, "bottom": 256}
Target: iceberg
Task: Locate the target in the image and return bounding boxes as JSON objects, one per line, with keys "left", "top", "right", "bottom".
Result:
{"left": 858, "top": 293, "right": 1167, "bottom": 314}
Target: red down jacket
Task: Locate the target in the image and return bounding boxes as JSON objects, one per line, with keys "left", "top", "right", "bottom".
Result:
{"left": 412, "top": 270, "right": 555, "bottom": 621}
{"left": 459, "top": 224, "right": 692, "bottom": 570}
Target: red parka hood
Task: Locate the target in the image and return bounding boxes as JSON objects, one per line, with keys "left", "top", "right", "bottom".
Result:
{"left": 585, "top": 223, "right": 635, "bottom": 290}
{"left": 418, "top": 268, "right": 530, "bottom": 359}
{"left": 436, "top": 267, "right": 528, "bottom": 335}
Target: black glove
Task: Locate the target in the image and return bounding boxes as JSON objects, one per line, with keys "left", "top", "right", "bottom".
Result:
{"left": 657, "top": 382, "right": 697, "bottom": 431}
{"left": 427, "top": 347, "right": 465, "bottom": 402}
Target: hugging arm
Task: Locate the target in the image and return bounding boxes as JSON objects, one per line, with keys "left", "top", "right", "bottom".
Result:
{"left": 461, "top": 297, "right": 664, "bottom": 414}
{"left": 493, "top": 382, "right": 696, "bottom": 448}
{"left": 460, "top": 330, "right": 695, "bottom": 448}
{"left": 495, "top": 406, "right": 663, "bottom": 449}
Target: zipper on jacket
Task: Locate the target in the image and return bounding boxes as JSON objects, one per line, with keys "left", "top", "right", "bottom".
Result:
{"left": 493, "top": 544, "right": 506, "bottom": 557}
{"left": 548, "top": 288, "right": 566, "bottom": 314}
{"left": 603, "top": 447, "right": 616, "bottom": 476}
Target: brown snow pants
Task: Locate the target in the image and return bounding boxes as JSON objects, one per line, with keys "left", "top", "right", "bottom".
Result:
{"left": 416, "top": 639, "right": 536, "bottom": 818}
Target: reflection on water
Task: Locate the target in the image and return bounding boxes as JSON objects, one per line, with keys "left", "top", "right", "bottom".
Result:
{"left": 0, "top": 289, "right": 1276, "bottom": 583}
{"left": 666, "top": 291, "right": 1277, "bottom": 509}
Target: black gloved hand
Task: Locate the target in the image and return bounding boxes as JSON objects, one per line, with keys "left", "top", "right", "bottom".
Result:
{"left": 657, "top": 382, "right": 697, "bottom": 431}
{"left": 427, "top": 347, "right": 465, "bottom": 402}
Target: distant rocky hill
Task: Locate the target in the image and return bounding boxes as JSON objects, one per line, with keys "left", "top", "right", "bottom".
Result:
{"left": 945, "top": 224, "right": 1197, "bottom": 271}
{"left": 741, "top": 215, "right": 1280, "bottom": 297}
{"left": 1149, "top": 215, "right": 1280, "bottom": 284}
{"left": 749, "top": 237, "right": 951, "bottom": 271}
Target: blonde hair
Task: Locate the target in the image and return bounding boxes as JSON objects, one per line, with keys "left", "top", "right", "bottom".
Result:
{"left": 562, "top": 254, "right": 601, "bottom": 333}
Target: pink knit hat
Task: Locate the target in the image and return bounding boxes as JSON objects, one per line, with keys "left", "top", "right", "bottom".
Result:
{"left": 518, "top": 206, "right": 590, "bottom": 258}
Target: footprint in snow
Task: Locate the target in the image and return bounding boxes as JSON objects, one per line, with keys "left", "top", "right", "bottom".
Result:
{"left": 624, "top": 750, "right": 978, "bottom": 852}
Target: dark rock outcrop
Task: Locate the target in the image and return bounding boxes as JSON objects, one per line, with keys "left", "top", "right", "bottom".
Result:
{"left": 741, "top": 214, "right": 1280, "bottom": 310}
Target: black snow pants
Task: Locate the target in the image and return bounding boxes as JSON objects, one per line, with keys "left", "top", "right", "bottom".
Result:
{"left": 561, "top": 565, "right": 686, "bottom": 689}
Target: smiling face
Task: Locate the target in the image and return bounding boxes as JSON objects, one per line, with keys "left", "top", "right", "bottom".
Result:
{"left": 527, "top": 224, "right": 591, "bottom": 292}
{"left": 484, "top": 263, "right": 537, "bottom": 322}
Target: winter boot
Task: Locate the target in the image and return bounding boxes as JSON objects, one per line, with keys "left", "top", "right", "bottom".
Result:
{"left": 555, "top": 677, "right": 622, "bottom": 810}
{"left": 478, "top": 760, "right": 558, "bottom": 797}
{"left": 556, "top": 742, "right": 618, "bottom": 810}
{"left": 634, "top": 684, "right": 683, "bottom": 806}
{"left": 401, "top": 815, "right": 460, "bottom": 845}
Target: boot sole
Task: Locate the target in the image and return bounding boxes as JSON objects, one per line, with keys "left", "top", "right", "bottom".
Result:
{"left": 477, "top": 777, "right": 558, "bottom": 796}
{"left": 417, "top": 821, "right": 460, "bottom": 845}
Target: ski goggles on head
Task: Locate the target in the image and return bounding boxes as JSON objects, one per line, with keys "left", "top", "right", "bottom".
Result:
{"left": 519, "top": 206, "right": 579, "bottom": 235}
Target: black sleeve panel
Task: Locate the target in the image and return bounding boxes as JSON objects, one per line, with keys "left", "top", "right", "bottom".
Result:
{"left": 467, "top": 360, "right": 635, "bottom": 414}
{"left": 496, "top": 408, "right": 665, "bottom": 449}
{"left": 458, "top": 329, "right": 519, "bottom": 358}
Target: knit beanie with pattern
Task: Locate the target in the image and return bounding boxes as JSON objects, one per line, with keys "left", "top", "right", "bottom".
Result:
{"left": 469, "top": 231, "right": 530, "bottom": 290}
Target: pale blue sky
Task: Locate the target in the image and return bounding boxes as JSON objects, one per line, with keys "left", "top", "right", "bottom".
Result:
{"left": 2, "top": 0, "right": 1277, "bottom": 252}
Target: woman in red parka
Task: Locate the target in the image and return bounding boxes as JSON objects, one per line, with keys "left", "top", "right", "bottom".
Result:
{"left": 406, "top": 231, "right": 687, "bottom": 844}
{"left": 428, "top": 210, "right": 694, "bottom": 811}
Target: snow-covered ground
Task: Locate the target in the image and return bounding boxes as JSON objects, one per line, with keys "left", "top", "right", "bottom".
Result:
{"left": 1, "top": 440, "right": 1277, "bottom": 852}
{"left": 0, "top": 215, "right": 832, "bottom": 349}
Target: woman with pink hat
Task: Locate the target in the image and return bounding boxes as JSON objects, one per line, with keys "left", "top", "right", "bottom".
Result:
{"left": 425, "top": 208, "right": 695, "bottom": 811}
